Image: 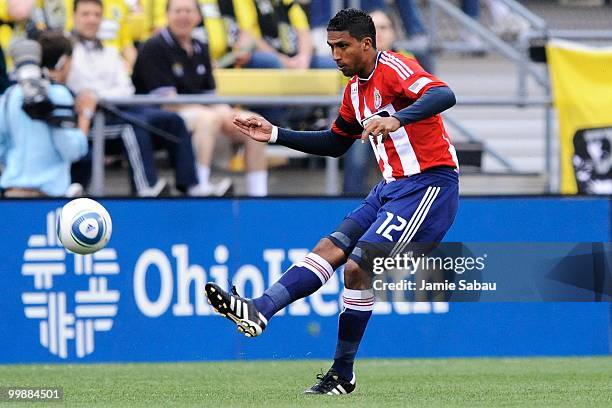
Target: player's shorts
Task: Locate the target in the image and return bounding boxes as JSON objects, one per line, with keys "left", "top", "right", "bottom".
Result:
{"left": 327, "top": 166, "right": 459, "bottom": 269}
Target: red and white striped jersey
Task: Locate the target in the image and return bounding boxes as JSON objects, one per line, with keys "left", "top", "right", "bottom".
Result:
{"left": 332, "top": 51, "right": 459, "bottom": 182}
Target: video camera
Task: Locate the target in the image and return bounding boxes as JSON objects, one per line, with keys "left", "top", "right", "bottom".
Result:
{"left": 8, "top": 38, "right": 75, "bottom": 128}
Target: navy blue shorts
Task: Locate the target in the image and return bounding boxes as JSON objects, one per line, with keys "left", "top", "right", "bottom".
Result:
{"left": 327, "top": 167, "right": 459, "bottom": 266}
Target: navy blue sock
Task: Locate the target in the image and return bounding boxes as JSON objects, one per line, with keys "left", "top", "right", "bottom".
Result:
{"left": 331, "top": 289, "right": 374, "bottom": 380}
{"left": 253, "top": 253, "right": 333, "bottom": 320}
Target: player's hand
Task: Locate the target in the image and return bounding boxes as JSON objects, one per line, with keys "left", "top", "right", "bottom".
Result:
{"left": 233, "top": 115, "right": 273, "bottom": 142}
{"left": 361, "top": 116, "right": 401, "bottom": 143}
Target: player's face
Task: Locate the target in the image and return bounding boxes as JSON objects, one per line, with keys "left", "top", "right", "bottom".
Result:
{"left": 73, "top": 2, "right": 103, "bottom": 40}
{"left": 327, "top": 31, "right": 373, "bottom": 77}
{"left": 167, "top": 0, "right": 201, "bottom": 39}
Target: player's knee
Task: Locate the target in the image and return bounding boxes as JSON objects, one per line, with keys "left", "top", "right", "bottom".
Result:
{"left": 344, "top": 260, "right": 371, "bottom": 289}
{"left": 312, "top": 237, "right": 346, "bottom": 270}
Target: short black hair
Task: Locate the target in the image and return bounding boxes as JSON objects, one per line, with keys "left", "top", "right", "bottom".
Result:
{"left": 327, "top": 8, "right": 377, "bottom": 49}
{"left": 39, "top": 31, "right": 73, "bottom": 69}
{"left": 73, "top": 0, "right": 103, "bottom": 12}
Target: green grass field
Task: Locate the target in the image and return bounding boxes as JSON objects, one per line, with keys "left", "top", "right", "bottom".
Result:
{"left": 1, "top": 357, "right": 611, "bottom": 407}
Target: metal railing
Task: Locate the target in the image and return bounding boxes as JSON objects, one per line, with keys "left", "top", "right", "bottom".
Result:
{"left": 427, "top": 0, "right": 555, "bottom": 190}
{"left": 91, "top": 2, "right": 612, "bottom": 196}
{"left": 92, "top": 94, "right": 551, "bottom": 196}
{"left": 427, "top": 0, "right": 612, "bottom": 192}
{"left": 92, "top": 95, "right": 341, "bottom": 197}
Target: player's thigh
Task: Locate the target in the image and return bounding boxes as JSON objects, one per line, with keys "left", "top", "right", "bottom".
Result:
{"left": 370, "top": 177, "right": 457, "bottom": 243}
{"left": 348, "top": 178, "right": 458, "bottom": 268}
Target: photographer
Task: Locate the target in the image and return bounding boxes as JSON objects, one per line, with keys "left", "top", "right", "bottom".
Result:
{"left": 0, "top": 32, "right": 88, "bottom": 197}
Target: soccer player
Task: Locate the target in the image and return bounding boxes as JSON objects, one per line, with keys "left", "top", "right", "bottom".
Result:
{"left": 204, "top": 8, "right": 459, "bottom": 395}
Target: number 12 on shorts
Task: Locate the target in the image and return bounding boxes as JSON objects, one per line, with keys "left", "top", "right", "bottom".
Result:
{"left": 375, "top": 212, "right": 407, "bottom": 241}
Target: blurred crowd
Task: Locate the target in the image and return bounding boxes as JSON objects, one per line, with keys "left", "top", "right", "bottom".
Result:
{"left": 0, "top": 0, "right": 525, "bottom": 198}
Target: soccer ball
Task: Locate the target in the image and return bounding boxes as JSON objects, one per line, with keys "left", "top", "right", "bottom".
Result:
{"left": 57, "top": 198, "right": 113, "bottom": 255}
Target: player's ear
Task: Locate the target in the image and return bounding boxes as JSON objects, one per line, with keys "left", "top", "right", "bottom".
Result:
{"left": 362, "top": 37, "right": 373, "bottom": 51}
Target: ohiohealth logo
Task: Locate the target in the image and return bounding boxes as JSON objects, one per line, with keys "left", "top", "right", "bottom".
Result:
{"left": 20, "top": 210, "right": 120, "bottom": 359}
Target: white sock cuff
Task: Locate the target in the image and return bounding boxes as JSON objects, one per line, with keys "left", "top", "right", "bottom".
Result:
{"left": 298, "top": 252, "right": 334, "bottom": 284}
{"left": 246, "top": 170, "right": 268, "bottom": 197}
{"left": 197, "top": 165, "right": 211, "bottom": 186}
{"left": 342, "top": 288, "right": 375, "bottom": 311}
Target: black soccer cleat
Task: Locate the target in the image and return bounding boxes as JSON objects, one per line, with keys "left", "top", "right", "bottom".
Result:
{"left": 303, "top": 369, "right": 356, "bottom": 395}
{"left": 204, "top": 283, "right": 267, "bottom": 337}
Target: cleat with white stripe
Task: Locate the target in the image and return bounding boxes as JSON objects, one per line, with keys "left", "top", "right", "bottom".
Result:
{"left": 303, "top": 369, "right": 356, "bottom": 395}
{"left": 204, "top": 283, "right": 267, "bottom": 337}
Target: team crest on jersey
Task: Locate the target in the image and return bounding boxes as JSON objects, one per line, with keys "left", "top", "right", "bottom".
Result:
{"left": 374, "top": 88, "right": 382, "bottom": 109}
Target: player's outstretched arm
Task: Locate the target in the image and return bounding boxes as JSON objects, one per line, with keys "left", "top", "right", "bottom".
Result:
{"left": 233, "top": 115, "right": 355, "bottom": 158}
{"left": 273, "top": 127, "right": 355, "bottom": 158}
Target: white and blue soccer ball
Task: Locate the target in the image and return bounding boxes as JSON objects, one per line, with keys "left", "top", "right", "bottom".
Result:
{"left": 57, "top": 198, "right": 112, "bottom": 255}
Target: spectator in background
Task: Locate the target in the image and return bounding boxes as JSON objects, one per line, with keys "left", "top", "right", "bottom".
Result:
{"left": 142, "top": 0, "right": 306, "bottom": 70}
{"left": 142, "top": 0, "right": 256, "bottom": 67}
{"left": 0, "top": 0, "right": 36, "bottom": 57}
{"left": 243, "top": 0, "right": 335, "bottom": 69}
{"left": 1, "top": 0, "right": 140, "bottom": 69}
{"left": 133, "top": 0, "right": 269, "bottom": 197}
{"left": 140, "top": 0, "right": 286, "bottom": 142}
{"left": 309, "top": 0, "right": 433, "bottom": 71}
{"left": 0, "top": 34, "right": 88, "bottom": 197}
{"left": 372, "top": 8, "right": 422, "bottom": 57}
{"left": 64, "top": 0, "right": 138, "bottom": 68}
{"left": 67, "top": 0, "right": 209, "bottom": 197}
{"left": 202, "top": 0, "right": 276, "bottom": 69}
{"left": 0, "top": 0, "right": 35, "bottom": 22}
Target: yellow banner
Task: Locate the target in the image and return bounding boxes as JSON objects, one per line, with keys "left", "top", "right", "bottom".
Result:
{"left": 546, "top": 40, "right": 612, "bottom": 194}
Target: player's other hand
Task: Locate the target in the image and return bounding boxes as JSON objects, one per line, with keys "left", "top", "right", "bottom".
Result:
{"left": 233, "top": 115, "right": 273, "bottom": 142}
{"left": 361, "top": 116, "right": 401, "bottom": 143}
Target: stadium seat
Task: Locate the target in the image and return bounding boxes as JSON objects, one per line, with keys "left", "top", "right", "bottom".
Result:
{"left": 213, "top": 69, "right": 344, "bottom": 96}
{"left": 214, "top": 69, "right": 344, "bottom": 160}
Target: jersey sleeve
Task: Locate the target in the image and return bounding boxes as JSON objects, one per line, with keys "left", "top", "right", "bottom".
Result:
{"left": 387, "top": 52, "right": 448, "bottom": 101}
{"left": 331, "top": 82, "right": 363, "bottom": 139}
